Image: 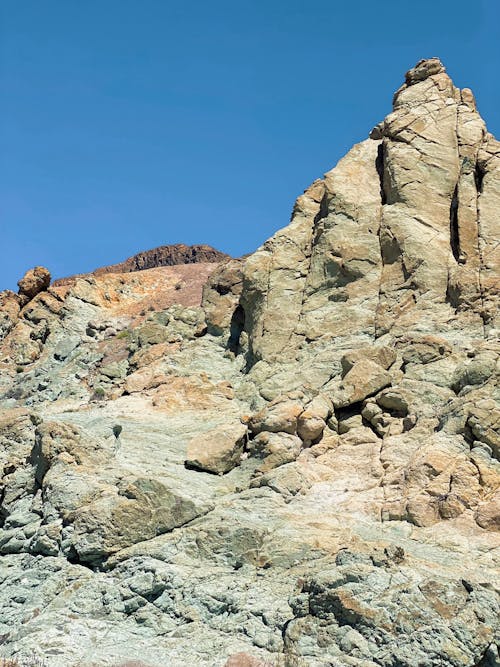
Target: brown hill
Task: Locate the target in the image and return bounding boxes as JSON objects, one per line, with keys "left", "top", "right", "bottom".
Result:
{"left": 53, "top": 243, "right": 229, "bottom": 286}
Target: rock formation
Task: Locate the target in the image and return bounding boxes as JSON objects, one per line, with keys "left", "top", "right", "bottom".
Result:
{"left": 0, "top": 59, "right": 498, "bottom": 667}
{"left": 17, "top": 266, "right": 51, "bottom": 303}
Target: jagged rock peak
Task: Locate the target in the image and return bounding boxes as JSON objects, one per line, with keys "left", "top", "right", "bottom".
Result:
{"left": 404, "top": 57, "right": 445, "bottom": 84}
{"left": 202, "top": 57, "right": 498, "bottom": 372}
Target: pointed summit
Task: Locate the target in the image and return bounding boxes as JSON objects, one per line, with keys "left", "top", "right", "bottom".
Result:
{"left": 204, "top": 57, "right": 498, "bottom": 373}
{"left": 404, "top": 56, "right": 446, "bottom": 84}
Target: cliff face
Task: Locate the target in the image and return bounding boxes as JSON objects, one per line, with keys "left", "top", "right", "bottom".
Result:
{"left": 227, "top": 58, "right": 498, "bottom": 369}
{"left": 0, "top": 59, "right": 499, "bottom": 667}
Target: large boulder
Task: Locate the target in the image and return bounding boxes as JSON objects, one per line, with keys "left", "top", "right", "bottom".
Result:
{"left": 185, "top": 422, "right": 247, "bottom": 474}
{"left": 331, "top": 359, "right": 393, "bottom": 409}
{"left": 17, "top": 266, "right": 51, "bottom": 301}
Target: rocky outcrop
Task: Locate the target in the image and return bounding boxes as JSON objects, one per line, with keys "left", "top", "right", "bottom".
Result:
{"left": 0, "top": 59, "right": 499, "bottom": 667}
{"left": 0, "top": 290, "right": 22, "bottom": 342}
{"left": 17, "top": 266, "right": 51, "bottom": 302}
{"left": 217, "top": 58, "right": 498, "bottom": 381}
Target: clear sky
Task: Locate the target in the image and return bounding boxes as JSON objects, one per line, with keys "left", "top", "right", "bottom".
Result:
{"left": 1, "top": 0, "right": 499, "bottom": 290}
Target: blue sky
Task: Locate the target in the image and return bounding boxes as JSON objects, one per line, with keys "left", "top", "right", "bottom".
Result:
{"left": 1, "top": 0, "right": 498, "bottom": 290}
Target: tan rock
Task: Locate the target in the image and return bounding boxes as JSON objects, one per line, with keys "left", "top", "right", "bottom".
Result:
{"left": 0, "top": 58, "right": 498, "bottom": 667}
{"left": 404, "top": 57, "right": 445, "bottom": 84}
{"left": 307, "top": 427, "right": 340, "bottom": 457}
{"left": 151, "top": 375, "right": 235, "bottom": 412}
{"left": 400, "top": 334, "right": 452, "bottom": 365}
{"left": 341, "top": 345, "right": 397, "bottom": 374}
{"left": 296, "top": 413, "right": 326, "bottom": 443}
{"left": 123, "top": 367, "right": 168, "bottom": 394}
{"left": 248, "top": 431, "right": 302, "bottom": 472}
{"left": 475, "top": 491, "right": 500, "bottom": 531}
{"left": 202, "top": 259, "right": 244, "bottom": 336}
{"left": 0, "top": 290, "right": 21, "bottom": 341}
{"left": 1, "top": 320, "right": 43, "bottom": 365}
{"left": 332, "top": 359, "right": 392, "bottom": 408}
{"left": 69, "top": 476, "right": 211, "bottom": 560}
{"left": 129, "top": 341, "right": 179, "bottom": 368}
{"left": 17, "top": 266, "right": 51, "bottom": 301}
{"left": 35, "top": 421, "right": 107, "bottom": 472}
{"left": 376, "top": 388, "right": 410, "bottom": 415}
{"left": 467, "top": 403, "right": 500, "bottom": 459}
{"left": 247, "top": 394, "right": 304, "bottom": 435}
{"left": 185, "top": 422, "right": 247, "bottom": 474}
{"left": 297, "top": 395, "right": 332, "bottom": 444}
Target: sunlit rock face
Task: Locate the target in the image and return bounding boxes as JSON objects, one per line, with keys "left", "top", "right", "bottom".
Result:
{"left": 229, "top": 58, "right": 498, "bottom": 373}
{"left": 0, "top": 59, "right": 499, "bottom": 667}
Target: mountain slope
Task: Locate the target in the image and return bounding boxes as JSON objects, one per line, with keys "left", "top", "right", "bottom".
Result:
{"left": 0, "top": 59, "right": 498, "bottom": 667}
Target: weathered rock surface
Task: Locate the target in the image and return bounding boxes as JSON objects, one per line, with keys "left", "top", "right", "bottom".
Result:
{"left": 17, "top": 266, "right": 51, "bottom": 302}
{"left": 186, "top": 422, "right": 248, "bottom": 474}
{"left": 0, "top": 59, "right": 499, "bottom": 667}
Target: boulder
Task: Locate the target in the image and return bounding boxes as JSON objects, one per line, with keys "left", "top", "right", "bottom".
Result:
{"left": 247, "top": 394, "right": 305, "bottom": 435}
{"left": 247, "top": 431, "right": 302, "bottom": 471}
{"left": 297, "top": 395, "right": 332, "bottom": 444}
{"left": 185, "top": 422, "right": 247, "bottom": 474}
{"left": 475, "top": 491, "right": 500, "bottom": 531}
{"left": 341, "top": 345, "right": 397, "bottom": 374}
{"left": 331, "top": 359, "right": 392, "bottom": 408}
{"left": 17, "top": 266, "right": 51, "bottom": 301}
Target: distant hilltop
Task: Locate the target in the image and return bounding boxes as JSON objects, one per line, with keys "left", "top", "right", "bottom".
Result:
{"left": 53, "top": 243, "right": 229, "bottom": 286}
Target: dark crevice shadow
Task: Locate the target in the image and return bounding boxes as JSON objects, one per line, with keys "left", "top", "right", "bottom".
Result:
{"left": 228, "top": 305, "right": 245, "bottom": 354}
{"left": 450, "top": 183, "right": 461, "bottom": 262}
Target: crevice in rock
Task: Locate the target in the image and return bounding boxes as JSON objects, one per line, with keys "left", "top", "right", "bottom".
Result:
{"left": 0, "top": 487, "right": 7, "bottom": 528}
{"left": 141, "top": 588, "right": 165, "bottom": 605}
{"left": 28, "top": 432, "right": 49, "bottom": 488}
{"left": 376, "top": 142, "right": 387, "bottom": 205}
{"left": 474, "top": 162, "right": 485, "bottom": 194}
{"left": 445, "top": 272, "right": 460, "bottom": 310}
{"left": 374, "top": 143, "right": 387, "bottom": 339}
{"left": 313, "top": 189, "right": 330, "bottom": 225}
{"left": 335, "top": 403, "right": 363, "bottom": 421}
{"left": 213, "top": 283, "right": 231, "bottom": 296}
{"left": 401, "top": 259, "right": 411, "bottom": 283}
{"left": 227, "top": 305, "right": 245, "bottom": 354}
{"left": 362, "top": 416, "right": 383, "bottom": 441}
{"left": 65, "top": 548, "right": 96, "bottom": 570}
{"left": 474, "top": 158, "right": 488, "bottom": 337}
{"left": 469, "top": 457, "right": 484, "bottom": 488}
{"left": 449, "top": 184, "right": 461, "bottom": 262}
{"left": 184, "top": 460, "right": 220, "bottom": 475}
{"left": 281, "top": 617, "right": 294, "bottom": 651}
